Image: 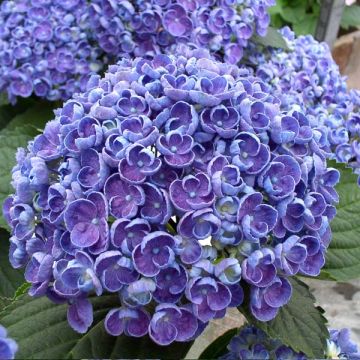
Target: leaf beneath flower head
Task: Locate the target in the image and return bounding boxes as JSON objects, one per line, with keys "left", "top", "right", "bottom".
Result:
{"left": 0, "top": 126, "right": 40, "bottom": 230}
{"left": 0, "top": 229, "right": 25, "bottom": 300}
{"left": 0, "top": 103, "right": 54, "bottom": 230}
{"left": 252, "top": 27, "right": 290, "bottom": 50}
{"left": 0, "top": 294, "right": 194, "bottom": 359}
{"left": 239, "top": 277, "right": 329, "bottom": 358}
{"left": 322, "top": 161, "right": 360, "bottom": 281}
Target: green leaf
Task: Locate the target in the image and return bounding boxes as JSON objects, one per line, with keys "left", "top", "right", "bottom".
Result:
{"left": 268, "top": 0, "right": 285, "bottom": 16}
{"left": 0, "top": 102, "right": 54, "bottom": 229}
{"left": 0, "top": 98, "right": 36, "bottom": 132}
{"left": 14, "top": 283, "right": 30, "bottom": 299}
{"left": 341, "top": 5, "right": 360, "bottom": 30}
{"left": 0, "top": 229, "right": 24, "bottom": 299}
{"left": 252, "top": 27, "right": 289, "bottom": 50}
{"left": 280, "top": 6, "right": 307, "bottom": 24}
{"left": 270, "top": 13, "right": 286, "bottom": 29}
{"left": 322, "top": 162, "right": 360, "bottom": 281}
{"left": 4, "top": 102, "right": 53, "bottom": 132}
{"left": 70, "top": 322, "right": 193, "bottom": 359}
{"left": 0, "top": 125, "right": 40, "bottom": 230}
{"left": 0, "top": 93, "right": 8, "bottom": 107}
{"left": 239, "top": 277, "right": 329, "bottom": 358}
{"left": 253, "top": 27, "right": 289, "bottom": 49}
{"left": 293, "top": 15, "right": 317, "bottom": 36}
{"left": 0, "top": 294, "right": 193, "bottom": 359}
{"left": 198, "top": 328, "right": 238, "bottom": 359}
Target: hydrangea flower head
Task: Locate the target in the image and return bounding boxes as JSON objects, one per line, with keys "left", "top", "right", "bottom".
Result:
{"left": 4, "top": 49, "right": 339, "bottom": 345}
{"left": 89, "top": 0, "right": 275, "bottom": 64}
{"left": 244, "top": 27, "right": 360, "bottom": 183}
{"left": 220, "top": 325, "right": 360, "bottom": 360}
{"left": 0, "top": 0, "right": 105, "bottom": 102}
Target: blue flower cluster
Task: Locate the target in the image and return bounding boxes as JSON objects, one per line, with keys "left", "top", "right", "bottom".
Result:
{"left": 0, "top": 325, "right": 17, "bottom": 360}
{"left": 244, "top": 27, "right": 360, "bottom": 182}
{"left": 0, "top": 0, "right": 105, "bottom": 103}
{"left": 4, "top": 49, "right": 339, "bottom": 345}
{"left": 89, "top": 0, "right": 274, "bottom": 64}
{"left": 220, "top": 326, "right": 360, "bottom": 360}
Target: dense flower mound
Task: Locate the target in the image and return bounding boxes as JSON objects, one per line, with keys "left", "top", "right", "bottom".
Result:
{"left": 0, "top": 325, "right": 17, "bottom": 360}
{"left": 4, "top": 50, "right": 339, "bottom": 345}
{"left": 89, "top": 0, "right": 274, "bottom": 64}
{"left": 220, "top": 326, "right": 360, "bottom": 360}
{"left": 0, "top": 0, "right": 105, "bottom": 103}
{"left": 244, "top": 27, "right": 360, "bottom": 182}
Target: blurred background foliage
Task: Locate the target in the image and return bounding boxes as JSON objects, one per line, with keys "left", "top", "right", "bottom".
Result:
{"left": 269, "top": 0, "right": 360, "bottom": 36}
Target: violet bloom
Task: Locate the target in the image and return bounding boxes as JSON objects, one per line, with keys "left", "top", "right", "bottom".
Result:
{"left": 185, "top": 277, "right": 231, "bottom": 322}
{"left": 119, "top": 144, "right": 161, "bottom": 184}
{"left": 207, "top": 155, "right": 244, "bottom": 197}
{"left": 178, "top": 208, "right": 221, "bottom": 240}
{"left": 153, "top": 264, "right": 188, "bottom": 303}
{"left": 110, "top": 218, "right": 150, "bottom": 256}
{"left": 157, "top": 131, "right": 195, "bottom": 168}
{"left": 258, "top": 155, "right": 301, "bottom": 200}
{"left": 105, "top": 307, "right": 150, "bottom": 337}
{"left": 214, "top": 196, "right": 239, "bottom": 222}
{"left": 149, "top": 304, "right": 198, "bottom": 346}
{"left": 240, "top": 99, "right": 271, "bottom": 131}
{"left": 250, "top": 277, "right": 292, "bottom": 321}
{"left": 169, "top": 172, "right": 215, "bottom": 212}
{"left": 275, "top": 192, "right": 327, "bottom": 236}
{"left": 163, "top": 5, "right": 192, "bottom": 37}
{"left": 133, "top": 231, "right": 177, "bottom": 277}
{"left": 116, "top": 93, "right": 150, "bottom": 117}
{"left": 67, "top": 298, "right": 94, "bottom": 334}
{"left": 150, "top": 162, "right": 181, "bottom": 189}
{"left": 176, "top": 235, "right": 203, "bottom": 265}
{"left": 213, "top": 221, "right": 243, "bottom": 246}
{"left": 95, "top": 251, "right": 139, "bottom": 292}
{"left": 190, "top": 76, "right": 234, "bottom": 107}
{"left": 54, "top": 251, "right": 102, "bottom": 298}
{"left": 274, "top": 236, "right": 307, "bottom": 276}
{"left": 102, "top": 133, "right": 130, "bottom": 167}
{"left": 312, "top": 154, "right": 340, "bottom": 203}
{"left": 200, "top": 105, "right": 240, "bottom": 138}
{"left": 121, "top": 278, "right": 156, "bottom": 307}
{"left": 298, "top": 235, "right": 325, "bottom": 276}
{"left": 104, "top": 174, "right": 145, "bottom": 219}
{"left": 242, "top": 249, "right": 277, "bottom": 288}
{"left": 119, "top": 115, "right": 159, "bottom": 147}
{"left": 25, "top": 251, "right": 54, "bottom": 297}
{"left": 46, "top": 184, "right": 75, "bottom": 224}
{"left": 230, "top": 132, "right": 270, "bottom": 175}
{"left": 140, "top": 183, "right": 171, "bottom": 225}
{"left": 8, "top": 203, "right": 35, "bottom": 241}
{"left": 64, "top": 116, "right": 103, "bottom": 152}
{"left": 237, "top": 192, "right": 278, "bottom": 241}
{"left": 214, "top": 258, "right": 242, "bottom": 285}
{"left": 270, "top": 115, "right": 301, "bottom": 145}
{"left": 162, "top": 73, "right": 195, "bottom": 101}
{"left": 77, "top": 149, "right": 109, "bottom": 191}
{"left": 164, "top": 101, "right": 199, "bottom": 136}
{"left": 64, "top": 192, "right": 109, "bottom": 254}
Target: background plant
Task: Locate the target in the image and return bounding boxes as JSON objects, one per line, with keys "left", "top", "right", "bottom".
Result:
{"left": 270, "top": 0, "right": 360, "bottom": 36}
